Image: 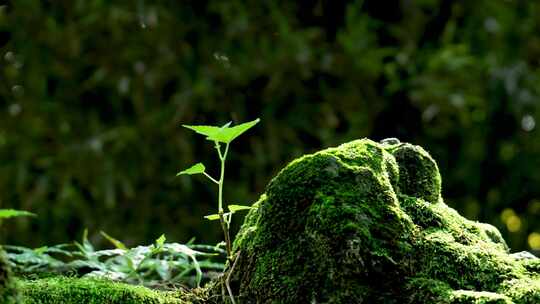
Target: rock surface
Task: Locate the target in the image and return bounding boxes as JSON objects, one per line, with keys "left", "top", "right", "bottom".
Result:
{"left": 224, "top": 139, "right": 540, "bottom": 303}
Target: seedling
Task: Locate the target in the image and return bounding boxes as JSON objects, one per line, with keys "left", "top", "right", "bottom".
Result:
{"left": 178, "top": 118, "right": 260, "bottom": 304}
{"left": 177, "top": 118, "right": 259, "bottom": 260}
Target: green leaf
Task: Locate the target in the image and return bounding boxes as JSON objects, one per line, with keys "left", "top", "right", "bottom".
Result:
{"left": 0, "top": 209, "right": 36, "bottom": 219}
{"left": 176, "top": 163, "right": 205, "bottom": 176}
{"left": 208, "top": 118, "right": 260, "bottom": 144}
{"left": 228, "top": 205, "right": 254, "bottom": 213}
{"left": 155, "top": 234, "right": 166, "bottom": 247}
{"left": 182, "top": 125, "right": 223, "bottom": 139}
{"left": 183, "top": 118, "right": 260, "bottom": 144}
{"left": 100, "top": 231, "right": 127, "bottom": 250}
{"left": 203, "top": 214, "right": 220, "bottom": 221}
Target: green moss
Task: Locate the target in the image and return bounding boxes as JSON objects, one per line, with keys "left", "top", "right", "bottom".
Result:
{"left": 222, "top": 138, "right": 540, "bottom": 303}
{"left": 0, "top": 246, "right": 20, "bottom": 304}
{"left": 19, "top": 277, "right": 195, "bottom": 304}
{"left": 499, "top": 279, "right": 540, "bottom": 304}
{"left": 450, "top": 290, "right": 512, "bottom": 304}
{"left": 390, "top": 143, "right": 442, "bottom": 203}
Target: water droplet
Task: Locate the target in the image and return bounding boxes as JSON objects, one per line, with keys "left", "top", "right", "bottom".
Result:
{"left": 213, "top": 52, "right": 231, "bottom": 68}
{"left": 449, "top": 94, "right": 465, "bottom": 107}
{"left": 484, "top": 17, "right": 500, "bottom": 33}
{"left": 4, "top": 51, "right": 14, "bottom": 62}
{"left": 8, "top": 103, "right": 21, "bottom": 116}
{"left": 11, "top": 85, "right": 24, "bottom": 97}
{"left": 422, "top": 104, "right": 439, "bottom": 122}
{"left": 117, "top": 77, "right": 130, "bottom": 94}
{"left": 134, "top": 61, "right": 145, "bottom": 74}
{"left": 146, "top": 9, "right": 158, "bottom": 27}
{"left": 13, "top": 61, "right": 23, "bottom": 69}
{"left": 89, "top": 137, "right": 103, "bottom": 152}
{"left": 396, "top": 53, "right": 408, "bottom": 65}
{"left": 521, "top": 114, "right": 535, "bottom": 132}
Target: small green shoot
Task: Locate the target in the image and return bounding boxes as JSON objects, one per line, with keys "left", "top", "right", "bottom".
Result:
{"left": 178, "top": 118, "right": 260, "bottom": 304}
{"left": 177, "top": 118, "right": 260, "bottom": 259}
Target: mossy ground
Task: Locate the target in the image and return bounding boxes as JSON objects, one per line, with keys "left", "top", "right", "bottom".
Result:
{"left": 18, "top": 276, "right": 208, "bottom": 304}
{"left": 225, "top": 139, "right": 540, "bottom": 303}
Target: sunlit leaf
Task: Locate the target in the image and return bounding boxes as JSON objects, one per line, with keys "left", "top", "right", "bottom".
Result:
{"left": 0, "top": 209, "right": 36, "bottom": 219}
{"left": 204, "top": 214, "right": 220, "bottom": 221}
{"left": 183, "top": 118, "right": 260, "bottom": 144}
{"left": 206, "top": 118, "right": 260, "bottom": 143}
{"left": 176, "top": 163, "right": 205, "bottom": 176}
{"left": 182, "top": 125, "right": 223, "bottom": 138}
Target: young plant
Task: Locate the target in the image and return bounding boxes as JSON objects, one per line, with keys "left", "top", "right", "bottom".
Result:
{"left": 177, "top": 118, "right": 259, "bottom": 262}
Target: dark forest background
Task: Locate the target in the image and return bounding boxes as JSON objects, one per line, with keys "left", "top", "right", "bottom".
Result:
{"left": 0, "top": 0, "right": 539, "bottom": 254}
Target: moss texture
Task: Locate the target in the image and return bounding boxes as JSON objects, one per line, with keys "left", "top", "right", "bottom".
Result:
{"left": 224, "top": 138, "right": 540, "bottom": 303}
{"left": 18, "top": 277, "right": 203, "bottom": 304}
{"left": 0, "top": 246, "right": 20, "bottom": 304}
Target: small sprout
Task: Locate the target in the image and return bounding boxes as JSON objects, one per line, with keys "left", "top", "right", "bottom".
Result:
{"left": 179, "top": 118, "right": 260, "bottom": 304}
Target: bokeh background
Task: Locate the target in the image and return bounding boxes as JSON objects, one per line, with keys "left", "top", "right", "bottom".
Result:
{"left": 0, "top": 0, "right": 539, "bottom": 254}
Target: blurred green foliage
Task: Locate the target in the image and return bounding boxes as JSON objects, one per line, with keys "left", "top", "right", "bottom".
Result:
{"left": 0, "top": 0, "right": 538, "bottom": 253}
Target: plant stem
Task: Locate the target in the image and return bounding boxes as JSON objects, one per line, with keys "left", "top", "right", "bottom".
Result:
{"left": 219, "top": 212, "right": 232, "bottom": 260}
{"left": 203, "top": 172, "right": 219, "bottom": 184}
{"left": 225, "top": 251, "right": 240, "bottom": 304}
{"left": 217, "top": 143, "right": 232, "bottom": 259}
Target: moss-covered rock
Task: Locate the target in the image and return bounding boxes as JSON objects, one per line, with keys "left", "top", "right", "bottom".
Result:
{"left": 223, "top": 138, "right": 539, "bottom": 303}
{"left": 0, "top": 246, "right": 20, "bottom": 304}
{"left": 19, "top": 277, "right": 203, "bottom": 304}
